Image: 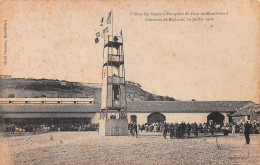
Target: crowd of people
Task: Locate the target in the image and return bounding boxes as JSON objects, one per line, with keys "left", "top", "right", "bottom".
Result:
{"left": 4, "top": 122, "right": 98, "bottom": 133}
{"left": 130, "top": 122, "right": 216, "bottom": 138}
{"left": 129, "top": 121, "right": 258, "bottom": 144}
{"left": 4, "top": 120, "right": 259, "bottom": 144}
{"left": 128, "top": 121, "right": 260, "bottom": 139}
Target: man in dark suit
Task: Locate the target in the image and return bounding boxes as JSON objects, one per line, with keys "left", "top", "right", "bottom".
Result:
{"left": 11, "top": 124, "right": 15, "bottom": 134}
{"left": 244, "top": 121, "right": 251, "bottom": 144}
{"left": 133, "top": 122, "right": 138, "bottom": 138}
{"left": 193, "top": 122, "right": 198, "bottom": 137}
{"left": 162, "top": 122, "right": 168, "bottom": 139}
{"left": 187, "top": 122, "right": 191, "bottom": 138}
{"left": 129, "top": 122, "right": 134, "bottom": 136}
{"left": 169, "top": 123, "right": 174, "bottom": 139}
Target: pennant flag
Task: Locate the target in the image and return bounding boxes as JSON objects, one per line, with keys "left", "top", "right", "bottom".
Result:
{"left": 100, "top": 17, "right": 104, "bottom": 26}
{"left": 120, "top": 29, "right": 122, "bottom": 36}
{"left": 103, "top": 27, "right": 108, "bottom": 35}
{"left": 101, "top": 33, "right": 105, "bottom": 39}
{"left": 96, "top": 32, "right": 100, "bottom": 37}
{"left": 106, "top": 11, "right": 112, "bottom": 24}
{"left": 95, "top": 37, "right": 99, "bottom": 44}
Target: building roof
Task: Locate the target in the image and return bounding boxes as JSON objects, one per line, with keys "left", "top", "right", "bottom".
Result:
{"left": 0, "top": 101, "right": 252, "bottom": 114}
{"left": 126, "top": 101, "right": 252, "bottom": 113}
{"left": 0, "top": 103, "right": 100, "bottom": 113}
{"left": 230, "top": 103, "right": 260, "bottom": 117}
{"left": 0, "top": 97, "right": 94, "bottom": 103}
{"left": 255, "top": 108, "right": 260, "bottom": 113}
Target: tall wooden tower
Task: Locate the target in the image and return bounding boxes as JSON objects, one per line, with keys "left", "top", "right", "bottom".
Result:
{"left": 99, "top": 35, "right": 128, "bottom": 136}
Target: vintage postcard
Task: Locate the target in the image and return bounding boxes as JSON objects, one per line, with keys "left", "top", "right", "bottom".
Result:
{"left": 0, "top": 0, "right": 259, "bottom": 164}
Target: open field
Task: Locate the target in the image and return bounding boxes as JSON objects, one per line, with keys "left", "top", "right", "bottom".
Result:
{"left": 1, "top": 132, "right": 259, "bottom": 165}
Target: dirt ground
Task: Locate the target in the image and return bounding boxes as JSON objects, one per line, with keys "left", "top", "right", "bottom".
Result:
{"left": 1, "top": 132, "right": 259, "bottom": 165}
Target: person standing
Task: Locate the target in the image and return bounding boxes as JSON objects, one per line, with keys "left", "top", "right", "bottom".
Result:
{"left": 162, "top": 122, "right": 168, "bottom": 139}
{"left": 180, "top": 122, "right": 184, "bottom": 138}
{"left": 244, "top": 121, "right": 251, "bottom": 144}
{"left": 160, "top": 123, "right": 163, "bottom": 133}
{"left": 193, "top": 122, "right": 198, "bottom": 137}
{"left": 133, "top": 122, "right": 138, "bottom": 138}
{"left": 209, "top": 122, "right": 215, "bottom": 136}
{"left": 232, "top": 124, "right": 236, "bottom": 134}
{"left": 187, "top": 122, "right": 191, "bottom": 138}
{"left": 145, "top": 124, "right": 148, "bottom": 132}
{"left": 169, "top": 123, "right": 174, "bottom": 139}
{"left": 129, "top": 122, "right": 134, "bottom": 136}
{"left": 176, "top": 123, "right": 180, "bottom": 139}
{"left": 11, "top": 124, "right": 15, "bottom": 134}
{"left": 174, "top": 123, "right": 178, "bottom": 138}
{"left": 183, "top": 122, "right": 186, "bottom": 138}
{"left": 154, "top": 123, "right": 158, "bottom": 132}
{"left": 203, "top": 123, "right": 208, "bottom": 136}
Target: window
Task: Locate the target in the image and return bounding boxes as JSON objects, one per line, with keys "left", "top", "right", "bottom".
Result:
{"left": 57, "top": 101, "right": 61, "bottom": 104}
{"left": 113, "top": 85, "right": 120, "bottom": 100}
{"left": 110, "top": 115, "right": 116, "bottom": 119}
{"left": 130, "top": 115, "right": 137, "bottom": 123}
{"left": 25, "top": 101, "right": 29, "bottom": 104}
{"left": 89, "top": 101, "right": 93, "bottom": 104}
{"left": 42, "top": 101, "right": 45, "bottom": 103}
{"left": 74, "top": 101, "right": 77, "bottom": 104}
{"left": 9, "top": 101, "right": 12, "bottom": 103}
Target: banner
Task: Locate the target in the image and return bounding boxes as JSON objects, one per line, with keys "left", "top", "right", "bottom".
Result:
{"left": 106, "top": 11, "right": 112, "bottom": 24}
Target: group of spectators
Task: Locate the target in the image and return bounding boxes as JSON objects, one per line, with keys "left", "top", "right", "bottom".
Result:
{"left": 135, "top": 122, "right": 216, "bottom": 138}
{"left": 4, "top": 122, "right": 98, "bottom": 133}
{"left": 129, "top": 121, "right": 260, "bottom": 139}
{"left": 5, "top": 120, "right": 259, "bottom": 142}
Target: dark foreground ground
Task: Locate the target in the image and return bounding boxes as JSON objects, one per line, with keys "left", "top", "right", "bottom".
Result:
{"left": 0, "top": 132, "right": 259, "bottom": 165}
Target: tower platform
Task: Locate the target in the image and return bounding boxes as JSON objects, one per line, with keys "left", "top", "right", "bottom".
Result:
{"left": 99, "top": 119, "right": 128, "bottom": 136}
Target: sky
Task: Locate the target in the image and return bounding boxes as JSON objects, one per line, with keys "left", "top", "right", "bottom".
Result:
{"left": 0, "top": 0, "right": 259, "bottom": 102}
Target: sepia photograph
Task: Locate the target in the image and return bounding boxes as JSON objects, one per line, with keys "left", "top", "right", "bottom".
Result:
{"left": 0, "top": 0, "right": 259, "bottom": 164}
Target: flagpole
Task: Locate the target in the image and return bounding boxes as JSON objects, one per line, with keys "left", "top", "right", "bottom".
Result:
{"left": 112, "top": 9, "right": 113, "bottom": 37}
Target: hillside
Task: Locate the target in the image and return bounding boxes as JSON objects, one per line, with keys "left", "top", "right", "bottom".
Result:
{"left": 0, "top": 78, "right": 176, "bottom": 102}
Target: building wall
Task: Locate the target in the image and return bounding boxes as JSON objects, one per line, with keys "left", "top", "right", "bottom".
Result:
{"left": 92, "top": 113, "right": 100, "bottom": 124}
{"left": 232, "top": 116, "right": 246, "bottom": 124}
{"left": 92, "top": 112, "right": 230, "bottom": 125}
{"left": 92, "top": 113, "right": 151, "bottom": 124}
{"left": 222, "top": 113, "right": 229, "bottom": 124}
{"left": 162, "top": 113, "right": 208, "bottom": 124}
{"left": 250, "top": 111, "right": 260, "bottom": 122}
{"left": 127, "top": 113, "right": 151, "bottom": 124}
{"left": 232, "top": 112, "right": 260, "bottom": 124}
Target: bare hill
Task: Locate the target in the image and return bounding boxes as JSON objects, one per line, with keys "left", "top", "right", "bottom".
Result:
{"left": 0, "top": 78, "right": 176, "bottom": 102}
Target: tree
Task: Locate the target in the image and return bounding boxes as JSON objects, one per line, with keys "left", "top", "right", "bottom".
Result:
{"left": 144, "top": 93, "right": 154, "bottom": 101}
{"left": 157, "top": 96, "right": 164, "bottom": 101}
{"left": 164, "top": 96, "right": 176, "bottom": 101}
{"left": 8, "top": 94, "right": 15, "bottom": 98}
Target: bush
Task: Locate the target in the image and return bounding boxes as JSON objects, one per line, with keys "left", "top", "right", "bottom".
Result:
{"left": 144, "top": 93, "right": 154, "bottom": 101}
{"left": 8, "top": 94, "right": 15, "bottom": 98}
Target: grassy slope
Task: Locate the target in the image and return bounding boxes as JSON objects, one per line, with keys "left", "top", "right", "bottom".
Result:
{"left": 0, "top": 78, "right": 176, "bottom": 102}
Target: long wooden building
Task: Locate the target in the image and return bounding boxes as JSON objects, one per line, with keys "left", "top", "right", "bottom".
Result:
{"left": 0, "top": 98, "right": 256, "bottom": 126}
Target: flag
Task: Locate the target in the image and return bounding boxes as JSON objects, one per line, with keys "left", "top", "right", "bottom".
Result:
{"left": 120, "top": 29, "right": 122, "bottom": 36}
{"left": 96, "top": 32, "right": 100, "bottom": 37}
{"left": 106, "top": 11, "right": 112, "bottom": 24}
{"left": 101, "top": 33, "right": 104, "bottom": 39}
{"left": 95, "top": 37, "right": 99, "bottom": 44}
{"left": 100, "top": 17, "right": 104, "bottom": 26}
{"left": 103, "top": 27, "right": 108, "bottom": 35}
